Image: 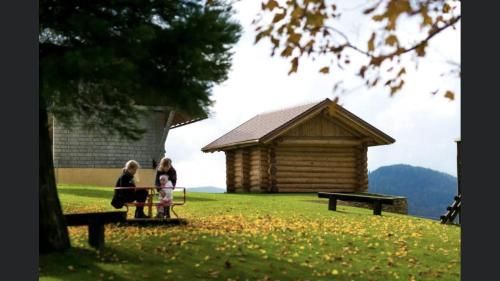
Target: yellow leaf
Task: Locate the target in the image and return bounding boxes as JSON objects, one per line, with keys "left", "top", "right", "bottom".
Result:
{"left": 415, "top": 42, "right": 427, "bottom": 57}
{"left": 319, "top": 67, "right": 329, "bottom": 74}
{"left": 288, "top": 33, "right": 302, "bottom": 45}
{"left": 423, "top": 15, "right": 433, "bottom": 26}
{"left": 444, "top": 91, "right": 455, "bottom": 100}
{"left": 368, "top": 32, "right": 376, "bottom": 52}
{"left": 443, "top": 3, "right": 451, "bottom": 13}
{"left": 372, "top": 14, "right": 385, "bottom": 22}
{"left": 255, "top": 27, "right": 272, "bottom": 44}
{"left": 397, "top": 67, "right": 406, "bottom": 77}
{"left": 291, "top": 7, "right": 304, "bottom": 19}
{"left": 280, "top": 46, "right": 293, "bottom": 57}
{"left": 272, "top": 12, "right": 286, "bottom": 24}
{"left": 288, "top": 57, "right": 299, "bottom": 75}
{"left": 370, "top": 56, "right": 385, "bottom": 67}
{"left": 262, "top": 0, "right": 279, "bottom": 11}
{"left": 420, "top": 6, "right": 433, "bottom": 26}
{"left": 308, "top": 12, "right": 325, "bottom": 27}
{"left": 385, "top": 35, "right": 398, "bottom": 46}
{"left": 331, "top": 269, "right": 339, "bottom": 275}
{"left": 359, "top": 65, "right": 368, "bottom": 78}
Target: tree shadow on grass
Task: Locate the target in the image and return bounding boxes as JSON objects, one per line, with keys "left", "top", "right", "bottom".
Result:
{"left": 40, "top": 247, "right": 131, "bottom": 281}
{"left": 59, "top": 188, "right": 113, "bottom": 200}
{"left": 102, "top": 234, "right": 317, "bottom": 281}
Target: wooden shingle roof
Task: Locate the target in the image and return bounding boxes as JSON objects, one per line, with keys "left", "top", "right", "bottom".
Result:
{"left": 170, "top": 111, "right": 207, "bottom": 129}
{"left": 202, "top": 98, "right": 395, "bottom": 152}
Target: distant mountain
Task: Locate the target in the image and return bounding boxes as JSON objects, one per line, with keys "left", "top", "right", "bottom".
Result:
{"left": 187, "top": 186, "right": 225, "bottom": 193}
{"left": 368, "top": 164, "right": 458, "bottom": 220}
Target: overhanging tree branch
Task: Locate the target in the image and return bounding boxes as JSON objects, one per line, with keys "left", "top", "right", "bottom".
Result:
{"left": 323, "top": 15, "right": 461, "bottom": 60}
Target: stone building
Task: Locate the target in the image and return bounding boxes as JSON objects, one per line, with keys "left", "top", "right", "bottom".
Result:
{"left": 52, "top": 107, "right": 203, "bottom": 186}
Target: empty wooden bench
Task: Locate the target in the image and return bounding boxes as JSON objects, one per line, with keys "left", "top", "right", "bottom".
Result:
{"left": 318, "top": 192, "right": 399, "bottom": 215}
{"left": 64, "top": 211, "right": 127, "bottom": 250}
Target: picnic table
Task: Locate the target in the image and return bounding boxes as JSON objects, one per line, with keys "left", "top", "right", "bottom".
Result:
{"left": 114, "top": 186, "right": 186, "bottom": 219}
{"left": 318, "top": 192, "right": 401, "bottom": 215}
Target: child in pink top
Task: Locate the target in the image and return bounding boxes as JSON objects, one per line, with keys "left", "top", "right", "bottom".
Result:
{"left": 156, "top": 175, "right": 174, "bottom": 218}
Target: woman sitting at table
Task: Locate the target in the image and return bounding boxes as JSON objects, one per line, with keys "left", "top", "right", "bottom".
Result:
{"left": 111, "top": 160, "right": 149, "bottom": 218}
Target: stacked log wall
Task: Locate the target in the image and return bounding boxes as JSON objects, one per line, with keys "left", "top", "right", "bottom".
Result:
{"left": 241, "top": 149, "right": 251, "bottom": 192}
{"left": 268, "top": 146, "right": 278, "bottom": 192}
{"left": 233, "top": 149, "right": 243, "bottom": 192}
{"left": 356, "top": 144, "right": 369, "bottom": 192}
{"left": 249, "top": 147, "right": 269, "bottom": 192}
{"left": 249, "top": 147, "right": 260, "bottom": 191}
{"left": 225, "top": 151, "right": 235, "bottom": 192}
{"left": 222, "top": 112, "right": 372, "bottom": 193}
{"left": 274, "top": 146, "right": 360, "bottom": 193}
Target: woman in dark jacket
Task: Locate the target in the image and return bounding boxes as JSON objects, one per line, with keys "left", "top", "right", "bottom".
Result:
{"left": 111, "top": 160, "right": 149, "bottom": 218}
{"left": 155, "top": 157, "right": 177, "bottom": 187}
{"left": 154, "top": 157, "right": 177, "bottom": 218}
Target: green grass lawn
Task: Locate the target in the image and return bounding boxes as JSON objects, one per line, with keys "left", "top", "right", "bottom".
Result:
{"left": 39, "top": 184, "right": 460, "bottom": 281}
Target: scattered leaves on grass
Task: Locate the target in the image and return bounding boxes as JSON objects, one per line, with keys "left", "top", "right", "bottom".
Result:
{"left": 43, "top": 185, "right": 461, "bottom": 281}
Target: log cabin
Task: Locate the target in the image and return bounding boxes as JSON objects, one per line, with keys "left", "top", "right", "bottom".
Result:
{"left": 201, "top": 98, "right": 395, "bottom": 193}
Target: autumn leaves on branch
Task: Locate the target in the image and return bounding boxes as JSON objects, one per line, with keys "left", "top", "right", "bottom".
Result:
{"left": 254, "top": 0, "right": 461, "bottom": 100}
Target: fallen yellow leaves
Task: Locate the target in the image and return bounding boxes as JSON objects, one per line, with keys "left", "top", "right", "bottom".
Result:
{"left": 53, "top": 189, "right": 460, "bottom": 281}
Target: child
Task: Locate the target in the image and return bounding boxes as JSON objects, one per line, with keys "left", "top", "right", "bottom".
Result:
{"left": 156, "top": 174, "right": 174, "bottom": 218}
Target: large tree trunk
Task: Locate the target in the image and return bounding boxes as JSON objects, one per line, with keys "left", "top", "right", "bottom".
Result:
{"left": 39, "top": 98, "right": 70, "bottom": 253}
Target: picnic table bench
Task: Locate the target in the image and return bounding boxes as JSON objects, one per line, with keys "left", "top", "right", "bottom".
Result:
{"left": 318, "top": 192, "right": 400, "bottom": 215}
{"left": 115, "top": 186, "right": 186, "bottom": 219}
{"left": 64, "top": 211, "right": 127, "bottom": 251}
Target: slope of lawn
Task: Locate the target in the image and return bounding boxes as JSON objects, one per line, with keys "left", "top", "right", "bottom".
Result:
{"left": 39, "top": 184, "right": 460, "bottom": 281}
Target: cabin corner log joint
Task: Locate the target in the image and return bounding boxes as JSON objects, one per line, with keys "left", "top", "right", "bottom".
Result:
{"left": 202, "top": 98, "right": 395, "bottom": 193}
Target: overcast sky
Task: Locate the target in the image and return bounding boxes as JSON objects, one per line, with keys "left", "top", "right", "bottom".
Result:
{"left": 164, "top": 0, "right": 461, "bottom": 188}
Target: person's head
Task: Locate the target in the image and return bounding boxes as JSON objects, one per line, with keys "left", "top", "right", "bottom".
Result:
{"left": 159, "top": 174, "right": 169, "bottom": 185}
{"left": 123, "top": 160, "right": 140, "bottom": 175}
{"left": 158, "top": 157, "right": 172, "bottom": 172}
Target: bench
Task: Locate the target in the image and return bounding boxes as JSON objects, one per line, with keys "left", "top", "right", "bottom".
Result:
{"left": 64, "top": 211, "right": 127, "bottom": 250}
{"left": 115, "top": 186, "right": 186, "bottom": 219}
{"left": 318, "top": 192, "right": 399, "bottom": 215}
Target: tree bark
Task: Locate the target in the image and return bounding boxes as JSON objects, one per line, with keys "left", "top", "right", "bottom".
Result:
{"left": 39, "top": 98, "right": 70, "bottom": 253}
